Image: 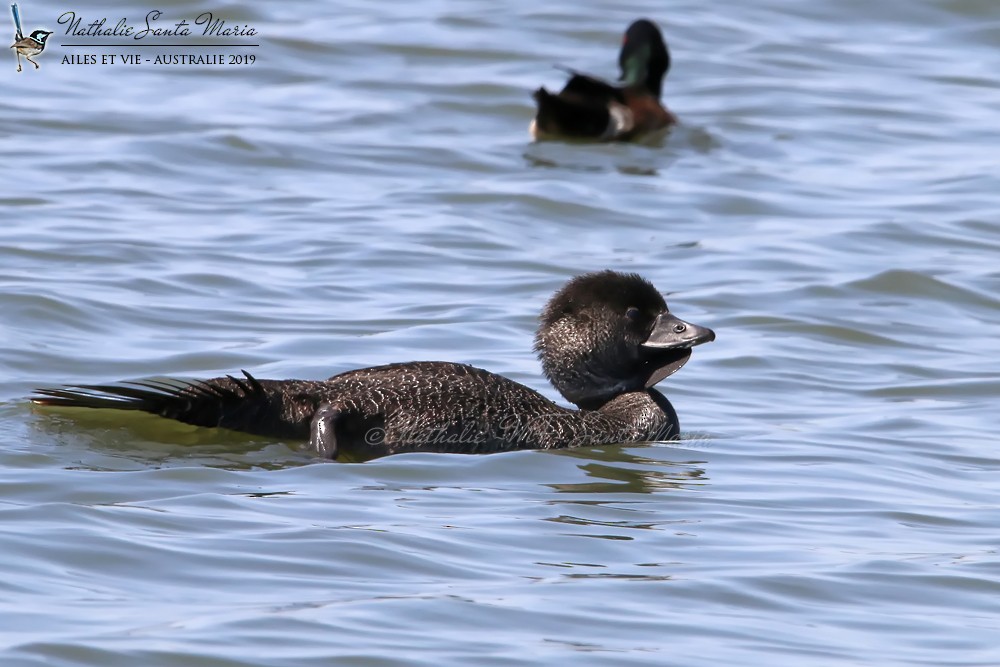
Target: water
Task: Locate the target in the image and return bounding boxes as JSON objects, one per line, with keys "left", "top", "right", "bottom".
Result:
{"left": 2, "top": 0, "right": 999, "bottom": 664}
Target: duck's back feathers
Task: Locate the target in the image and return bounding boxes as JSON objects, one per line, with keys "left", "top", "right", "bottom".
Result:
{"left": 34, "top": 363, "right": 581, "bottom": 459}
{"left": 559, "top": 72, "right": 625, "bottom": 104}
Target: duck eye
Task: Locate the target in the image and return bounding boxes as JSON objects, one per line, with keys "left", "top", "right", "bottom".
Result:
{"left": 625, "top": 307, "right": 641, "bottom": 320}
{"left": 673, "top": 323, "right": 686, "bottom": 333}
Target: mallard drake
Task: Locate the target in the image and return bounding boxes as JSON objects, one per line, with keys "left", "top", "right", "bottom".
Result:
{"left": 530, "top": 19, "right": 676, "bottom": 142}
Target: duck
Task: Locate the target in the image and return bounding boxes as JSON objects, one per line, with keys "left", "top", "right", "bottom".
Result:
{"left": 530, "top": 19, "right": 676, "bottom": 142}
{"left": 32, "top": 270, "right": 714, "bottom": 462}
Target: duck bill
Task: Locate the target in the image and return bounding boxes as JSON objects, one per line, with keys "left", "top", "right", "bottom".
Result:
{"left": 639, "top": 313, "right": 716, "bottom": 387}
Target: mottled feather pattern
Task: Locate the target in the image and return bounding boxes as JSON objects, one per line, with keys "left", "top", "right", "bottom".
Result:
{"left": 32, "top": 271, "right": 711, "bottom": 461}
{"left": 35, "top": 362, "right": 678, "bottom": 459}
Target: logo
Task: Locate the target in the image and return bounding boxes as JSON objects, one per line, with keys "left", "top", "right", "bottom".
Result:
{"left": 9, "top": 2, "right": 51, "bottom": 71}
{"left": 8, "top": 5, "right": 259, "bottom": 71}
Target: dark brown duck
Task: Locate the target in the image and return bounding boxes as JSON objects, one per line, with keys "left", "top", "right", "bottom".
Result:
{"left": 32, "top": 271, "right": 715, "bottom": 462}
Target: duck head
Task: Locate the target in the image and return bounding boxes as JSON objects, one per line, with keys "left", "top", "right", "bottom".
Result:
{"left": 535, "top": 270, "right": 714, "bottom": 410}
{"left": 618, "top": 19, "right": 670, "bottom": 98}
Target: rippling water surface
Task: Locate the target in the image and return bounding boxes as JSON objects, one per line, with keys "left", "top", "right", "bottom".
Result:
{"left": 2, "top": 0, "right": 999, "bottom": 664}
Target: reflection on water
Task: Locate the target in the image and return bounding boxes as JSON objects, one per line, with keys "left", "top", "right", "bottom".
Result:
{"left": 29, "top": 405, "right": 312, "bottom": 471}
{"left": 549, "top": 445, "right": 707, "bottom": 494}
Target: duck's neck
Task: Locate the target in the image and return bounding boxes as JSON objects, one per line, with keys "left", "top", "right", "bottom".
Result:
{"left": 581, "top": 389, "right": 679, "bottom": 442}
{"left": 621, "top": 57, "right": 658, "bottom": 95}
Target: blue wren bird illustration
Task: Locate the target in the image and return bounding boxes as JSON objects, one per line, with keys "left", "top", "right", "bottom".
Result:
{"left": 10, "top": 3, "right": 50, "bottom": 71}
{"left": 11, "top": 28, "right": 51, "bottom": 70}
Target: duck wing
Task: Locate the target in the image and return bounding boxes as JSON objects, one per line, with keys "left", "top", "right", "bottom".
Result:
{"left": 532, "top": 69, "right": 630, "bottom": 140}
{"left": 559, "top": 72, "right": 625, "bottom": 105}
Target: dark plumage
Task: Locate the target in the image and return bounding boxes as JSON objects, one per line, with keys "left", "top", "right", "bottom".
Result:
{"left": 32, "top": 271, "right": 715, "bottom": 462}
{"left": 531, "top": 19, "right": 676, "bottom": 142}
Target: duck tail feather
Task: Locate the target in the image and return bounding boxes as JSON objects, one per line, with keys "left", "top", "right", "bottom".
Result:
{"left": 31, "top": 373, "right": 316, "bottom": 439}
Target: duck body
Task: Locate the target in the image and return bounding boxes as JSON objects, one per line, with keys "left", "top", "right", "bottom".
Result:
{"left": 33, "top": 271, "right": 714, "bottom": 462}
{"left": 531, "top": 19, "right": 676, "bottom": 142}
{"left": 43, "top": 362, "right": 679, "bottom": 461}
